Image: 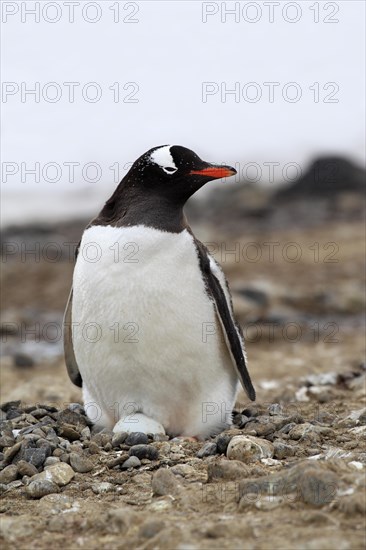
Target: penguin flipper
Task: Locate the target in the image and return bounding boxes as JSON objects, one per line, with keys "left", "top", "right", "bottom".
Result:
{"left": 63, "top": 288, "right": 83, "bottom": 388}
{"left": 195, "top": 240, "right": 256, "bottom": 402}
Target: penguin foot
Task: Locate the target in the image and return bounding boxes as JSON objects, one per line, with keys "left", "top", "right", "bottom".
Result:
{"left": 113, "top": 413, "right": 166, "bottom": 435}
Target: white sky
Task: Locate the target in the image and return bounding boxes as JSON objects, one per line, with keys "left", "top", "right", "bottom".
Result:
{"left": 1, "top": 1, "right": 365, "bottom": 226}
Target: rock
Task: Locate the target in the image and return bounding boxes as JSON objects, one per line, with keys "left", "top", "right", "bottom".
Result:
{"left": 67, "top": 403, "right": 85, "bottom": 415}
{"left": 0, "top": 435, "right": 15, "bottom": 449}
{"left": 112, "top": 432, "right": 128, "bottom": 447}
{"left": 233, "top": 413, "right": 250, "bottom": 428}
{"left": 80, "top": 427, "right": 91, "bottom": 440}
{"left": 226, "top": 436, "right": 274, "bottom": 463}
{"left": 197, "top": 442, "right": 217, "bottom": 458}
{"left": 6, "top": 409, "right": 23, "bottom": 420}
{"left": 105, "top": 508, "right": 139, "bottom": 534}
{"left": 300, "top": 469, "right": 338, "bottom": 506}
{"left": 0, "top": 464, "right": 18, "bottom": 484}
{"left": 122, "top": 456, "right": 141, "bottom": 469}
{"left": 13, "top": 353, "right": 35, "bottom": 368}
{"left": 31, "top": 408, "right": 50, "bottom": 419}
{"left": 36, "top": 439, "right": 52, "bottom": 456}
{"left": 31, "top": 462, "right": 75, "bottom": 487}
{"left": 69, "top": 453, "right": 93, "bottom": 473}
{"left": 207, "top": 459, "right": 250, "bottom": 481}
{"left": 268, "top": 403, "right": 284, "bottom": 415}
{"left": 288, "top": 423, "right": 320, "bottom": 442}
{"left": 248, "top": 420, "right": 276, "bottom": 437}
{"left": 106, "top": 454, "right": 129, "bottom": 468}
{"left": 170, "top": 464, "right": 196, "bottom": 478}
{"left": 273, "top": 442, "right": 295, "bottom": 459}
{"left": 3, "top": 442, "right": 22, "bottom": 463}
{"left": 26, "top": 479, "right": 60, "bottom": 499}
{"left": 125, "top": 432, "right": 149, "bottom": 446}
{"left": 129, "top": 444, "right": 159, "bottom": 461}
{"left": 152, "top": 468, "right": 180, "bottom": 496}
{"left": 1, "top": 400, "right": 21, "bottom": 412}
{"left": 139, "top": 519, "right": 165, "bottom": 538}
{"left": 57, "top": 424, "right": 80, "bottom": 441}
{"left": 44, "top": 457, "right": 60, "bottom": 467}
{"left": 338, "top": 408, "right": 366, "bottom": 428}
{"left": 216, "top": 434, "right": 232, "bottom": 455}
{"left": 22, "top": 447, "right": 48, "bottom": 468}
{"left": 279, "top": 422, "right": 297, "bottom": 434}
{"left": 92, "top": 482, "right": 115, "bottom": 494}
{"left": 16, "top": 460, "right": 38, "bottom": 477}
{"left": 91, "top": 431, "right": 113, "bottom": 447}
{"left": 39, "top": 494, "right": 75, "bottom": 513}
{"left": 238, "top": 461, "right": 338, "bottom": 507}
{"left": 88, "top": 441, "right": 100, "bottom": 454}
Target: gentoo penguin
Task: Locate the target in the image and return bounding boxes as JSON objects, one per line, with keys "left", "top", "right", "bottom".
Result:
{"left": 64, "top": 145, "right": 255, "bottom": 439}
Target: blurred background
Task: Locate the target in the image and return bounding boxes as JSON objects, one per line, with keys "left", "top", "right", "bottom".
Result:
{"left": 1, "top": 0, "right": 365, "bottom": 406}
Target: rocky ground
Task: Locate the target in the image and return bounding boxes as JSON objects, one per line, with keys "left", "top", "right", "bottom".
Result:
{"left": 1, "top": 159, "right": 365, "bottom": 549}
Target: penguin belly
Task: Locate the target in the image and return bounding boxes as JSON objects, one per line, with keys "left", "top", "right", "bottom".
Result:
{"left": 71, "top": 225, "right": 238, "bottom": 438}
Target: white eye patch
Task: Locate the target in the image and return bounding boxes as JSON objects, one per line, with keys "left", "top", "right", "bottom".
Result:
{"left": 150, "top": 146, "right": 178, "bottom": 174}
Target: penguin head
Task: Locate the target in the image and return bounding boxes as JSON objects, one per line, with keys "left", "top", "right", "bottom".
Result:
{"left": 127, "top": 145, "right": 237, "bottom": 201}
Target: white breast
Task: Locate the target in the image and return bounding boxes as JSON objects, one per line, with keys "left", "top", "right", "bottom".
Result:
{"left": 72, "top": 225, "right": 238, "bottom": 437}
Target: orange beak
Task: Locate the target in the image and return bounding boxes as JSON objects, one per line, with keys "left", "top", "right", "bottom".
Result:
{"left": 189, "top": 166, "right": 237, "bottom": 179}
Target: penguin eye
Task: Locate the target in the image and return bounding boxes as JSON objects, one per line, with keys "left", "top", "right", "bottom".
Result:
{"left": 163, "top": 166, "right": 177, "bottom": 174}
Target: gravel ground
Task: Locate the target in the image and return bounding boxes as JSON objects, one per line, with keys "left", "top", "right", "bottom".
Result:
{"left": 1, "top": 210, "right": 365, "bottom": 549}
{"left": 0, "top": 352, "right": 365, "bottom": 550}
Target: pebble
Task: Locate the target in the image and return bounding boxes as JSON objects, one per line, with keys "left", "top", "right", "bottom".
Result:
{"left": 39, "top": 493, "right": 75, "bottom": 513}
{"left": 80, "top": 427, "right": 91, "bottom": 440}
{"left": 36, "top": 439, "right": 52, "bottom": 455}
{"left": 0, "top": 464, "right": 18, "bottom": 484}
{"left": 44, "top": 457, "right": 60, "bottom": 467}
{"left": 69, "top": 452, "right": 94, "bottom": 473}
{"left": 233, "top": 414, "right": 250, "bottom": 428}
{"left": 16, "top": 460, "right": 38, "bottom": 477}
{"left": 1, "top": 400, "right": 21, "bottom": 412}
{"left": 139, "top": 519, "right": 165, "bottom": 539}
{"left": 216, "top": 434, "right": 232, "bottom": 455}
{"left": 129, "top": 444, "right": 159, "bottom": 461}
{"left": 170, "top": 464, "right": 196, "bottom": 478}
{"left": 26, "top": 479, "right": 60, "bottom": 499}
{"left": 88, "top": 441, "right": 101, "bottom": 455}
{"left": 31, "top": 408, "right": 49, "bottom": 419}
{"left": 22, "top": 447, "right": 49, "bottom": 468}
{"left": 288, "top": 423, "right": 320, "bottom": 442}
{"left": 92, "top": 482, "right": 115, "bottom": 494}
{"left": 3, "top": 480, "right": 23, "bottom": 492}
{"left": 152, "top": 468, "right": 180, "bottom": 496}
{"left": 273, "top": 442, "right": 295, "bottom": 459}
{"left": 6, "top": 409, "right": 23, "bottom": 420}
{"left": 300, "top": 468, "right": 338, "bottom": 506}
{"left": 207, "top": 459, "right": 250, "bottom": 481}
{"left": 57, "top": 424, "right": 80, "bottom": 441}
{"left": 227, "top": 436, "right": 274, "bottom": 462}
{"left": 197, "top": 442, "right": 217, "bottom": 458}
{"left": 91, "top": 431, "right": 113, "bottom": 448}
{"left": 122, "top": 456, "right": 141, "bottom": 469}
{"left": 31, "top": 462, "right": 75, "bottom": 487}
{"left": 112, "top": 432, "right": 128, "bottom": 447}
{"left": 248, "top": 421, "right": 276, "bottom": 437}
{"left": 268, "top": 403, "right": 284, "bottom": 416}
{"left": 3, "top": 441, "right": 22, "bottom": 463}
{"left": 125, "top": 432, "right": 149, "bottom": 446}
{"left": 0, "top": 435, "right": 15, "bottom": 449}
{"left": 68, "top": 403, "right": 85, "bottom": 415}
{"left": 279, "top": 422, "right": 297, "bottom": 434}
